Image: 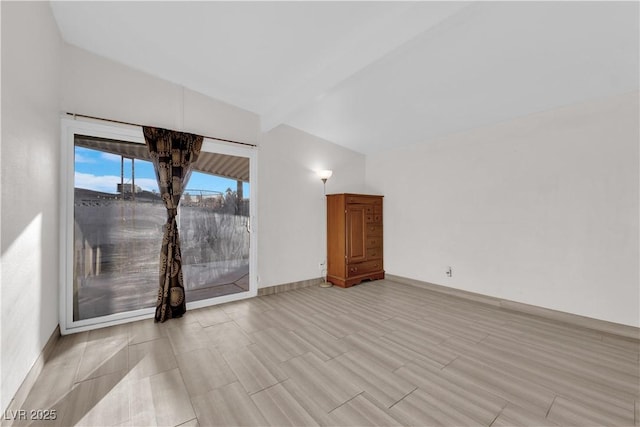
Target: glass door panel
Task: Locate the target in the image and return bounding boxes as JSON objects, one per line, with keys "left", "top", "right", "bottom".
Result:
{"left": 179, "top": 169, "right": 251, "bottom": 302}
{"left": 73, "top": 143, "right": 164, "bottom": 321}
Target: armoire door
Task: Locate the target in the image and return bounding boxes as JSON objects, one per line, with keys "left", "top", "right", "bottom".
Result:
{"left": 346, "top": 204, "right": 367, "bottom": 263}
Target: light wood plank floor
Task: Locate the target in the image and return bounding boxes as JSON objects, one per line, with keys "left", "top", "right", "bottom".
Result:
{"left": 8, "top": 279, "right": 640, "bottom": 426}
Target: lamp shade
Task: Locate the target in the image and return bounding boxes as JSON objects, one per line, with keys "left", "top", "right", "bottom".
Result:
{"left": 317, "top": 170, "right": 333, "bottom": 180}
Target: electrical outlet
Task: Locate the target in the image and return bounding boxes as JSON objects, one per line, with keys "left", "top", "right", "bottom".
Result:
{"left": 446, "top": 266, "right": 452, "bottom": 277}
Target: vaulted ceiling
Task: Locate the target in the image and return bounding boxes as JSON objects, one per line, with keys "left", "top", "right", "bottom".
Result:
{"left": 50, "top": 1, "right": 639, "bottom": 154}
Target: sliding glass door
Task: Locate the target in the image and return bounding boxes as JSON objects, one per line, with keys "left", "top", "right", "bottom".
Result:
{"left": 61, "top": 119, "right": 257, "bottom": 333}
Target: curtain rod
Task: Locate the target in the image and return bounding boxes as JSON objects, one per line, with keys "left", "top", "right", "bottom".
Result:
{"left": 65, "top": 112, "right": 257, "bottom": 148}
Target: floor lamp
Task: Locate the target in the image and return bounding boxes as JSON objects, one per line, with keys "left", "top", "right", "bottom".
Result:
{"left": 318, "top": 170, "right": 333, "bottom": 288}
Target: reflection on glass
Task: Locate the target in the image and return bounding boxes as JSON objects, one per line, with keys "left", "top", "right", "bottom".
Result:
{"left": 73, "top": 146, "right": 163, "bottom": 320}
{"left": 180, "top": 174, "right": 251, "bottom": 302}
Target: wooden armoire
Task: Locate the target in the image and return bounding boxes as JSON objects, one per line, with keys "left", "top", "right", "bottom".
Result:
{"left": 326, "top": 194, "right": 384, "bottom": 288}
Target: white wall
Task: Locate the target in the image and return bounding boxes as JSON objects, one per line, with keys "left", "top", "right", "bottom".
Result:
{"left": 61, "top": 45, "right": 259, "bottom": 145}
{"left": 366, "top": 91, "right": 640, "bottom": 327}
{"left": 258, "top": 125, "right": 366, "bottom": 287}
{"left": 1, "top": 1, "right": 63, "bottom": 412}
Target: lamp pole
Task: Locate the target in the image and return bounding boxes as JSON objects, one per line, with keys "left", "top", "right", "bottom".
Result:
{"left": 317, "top": 170, "right": 333, "bottom": 288}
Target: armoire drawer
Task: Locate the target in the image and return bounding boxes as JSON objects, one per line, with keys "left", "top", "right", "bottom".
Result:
{"left": 366, "top": 237, "right": 382, "bottom": 248}
{"left": 347, "top": 260, "right": 383, "bottom": 277}
{"left": 366, "top": 224, "right": 383, "bottom": 236}
{"left": 366, "top": 247, "right": 383, "bottom": 260}
{"left": 347, "top": 195, "right": 382, "bottom": 205}
{"left": 366, "top": 213, "right": 382, "bottom": 224}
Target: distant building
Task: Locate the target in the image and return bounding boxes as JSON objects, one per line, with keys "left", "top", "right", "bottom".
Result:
{"left": 117, "top": 183, "right": 142, "bottom": 194}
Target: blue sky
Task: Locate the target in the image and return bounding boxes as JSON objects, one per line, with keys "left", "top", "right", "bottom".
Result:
{"left": 75, "top": 147, "right": 249, "bottom": 196}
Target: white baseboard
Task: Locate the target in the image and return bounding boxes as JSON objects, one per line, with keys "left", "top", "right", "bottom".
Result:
{"left": 258, "top": 277, "right": 324, "bottom": 296}
{"left": 386, "top": 274, "right": 639, "bottom": 341}
{"left": 2, "top": 325, "right": 60, "bottom": 420}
